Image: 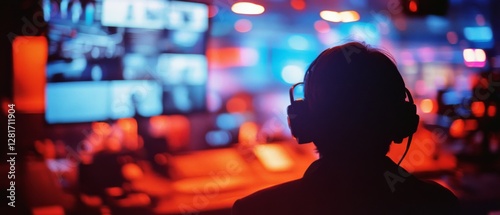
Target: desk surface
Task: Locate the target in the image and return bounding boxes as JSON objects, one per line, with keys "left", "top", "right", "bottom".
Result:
{"left": 131, "top": 138, "right": 463, "bottom": 215}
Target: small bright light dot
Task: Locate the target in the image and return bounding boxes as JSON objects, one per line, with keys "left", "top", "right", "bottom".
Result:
{"left": 450, "top": 119, "right": 465, "bottom": 138}
{"left": 488, "top": 104, "right": 496, "bottom": 117}
{"left": 290, "top": 0, "right": 306, "bottom": 11}
{"left": 420, "top": 99, "right": 433, "bottom": 113}
{"left": 340, "top": 10, "right": 360, "bottom": 22}
{"left": 231, "top": 2, "right": 265, "bottom": 15}
{"left": 320, "top": 10, "right": 341, "bottom": 22}
{"left": 471, "top": 101, "right": 485, "bottom": 117}
{"left": 409, "top": 1, "right": 418, "bottom": 12}
{"left": 463, "top": 49, "right": 475, "bottom": 62}
{"left": 475, "top": 49, "right": 486, "bottom": 62}
{"left": 281, "top": 65, "right": 304, "bottom": 84}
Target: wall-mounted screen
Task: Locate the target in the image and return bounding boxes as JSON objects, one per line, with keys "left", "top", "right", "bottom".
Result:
{"left": 44, "top": 0, "right": 209, "bottom": 123}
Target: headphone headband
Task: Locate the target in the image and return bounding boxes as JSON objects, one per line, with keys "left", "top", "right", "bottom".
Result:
{"left": 289, "top": 82, "right": 304, "bottom": 103}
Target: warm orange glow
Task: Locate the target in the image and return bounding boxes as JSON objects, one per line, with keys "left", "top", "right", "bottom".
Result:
{"left": 206, "top": 47, "right": 258, "bottom": 69}
{"left": 91, "top": 122, "right": 111, "bottom": 136}
{"left": 234, "top": 19, "right": 252, "bottom": 33}
{"left": 154, "top": 153, "right": 168, "bottom": 165}
{"left": 149, "top": 115, "right": 170, "bottom": 137}
{"left": 226, "top": 97, "right": 249, "bottom": 113}
{"left": 116, "top": 118, "right": 139, "bottom": 150}
{"left": 320, "top": 10, "right": 341, "bottom": 22}
{"left": 231, "top": 2, "right": 265, "bottom": 15}
{"left": 253, "top": 144, "right": 293, "bottom": 172}
{"left": 340, "top": 10, "right": 360, "bottom": 22}
{"left": 464, "top": 119, "right": 478, "bottom": 131}
{"left": 117, "top": 118, "right": 138, "bottom": 133}
{"left": 471, "top": 101, "right": 485, "bottom": 117}
{"left": 167, "top": 115, "right": 190, "bottom": 151}
{"left": 32, "top": 206, "right": 65, "bottom": 215}
{"left": 409, "top": 1, "right": 418, "bottom": 12}
{"left": 488, "top": 104, "right": 497, "bottom": 117}
{"left": 450, "top": 119, "right": 466, "bottom": 138}
{"left": 149, "top": 115, "right": 190, "bottom": 151}
{"left": 314, "top": 20, "right": 330, "bottom": 33}
{"left": 13, "top": 36, "right": 47, "bottom": 113}
{"left": 207, "top": 47, "right": 242, "bottom": 69}
{"left": 238, "top": 122, "right": 259, "bottom": 144}
{"left": 290, "top": 0, "right": 306, "bottom": 10}
{"left": 122, "top": 163, "right": 144, "bottom": 181}
{"left": 106, "top": 187, "right": 124, "bottom": 197}
{"left": 420, "top": 99, "right": 433, "bottom": 113}
{"left": 1, "top": 99, "right": 10, "bottom": 116}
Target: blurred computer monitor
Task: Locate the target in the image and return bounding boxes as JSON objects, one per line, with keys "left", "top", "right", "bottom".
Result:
{"left": 44, "top": 0, "right": 209, "bottom": 124}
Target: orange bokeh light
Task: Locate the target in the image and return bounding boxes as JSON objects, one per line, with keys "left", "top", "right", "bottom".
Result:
{"left": 226, "top": 97, "right": 249, "bottom": 113}
{"left": 420, "top": 99, "right": 434, "bottom": 113}
{"left": 450, "top": 119, "right": 465, "bottom": 138}
{"left": 488, "top": 104, "right": 497, "bottom": 117}
{"left": 471, "top": 101, "right": 485, "bottom": 117}
{"left": 253, "top": 144, "right": 293, "bottom": 171}
{"left": 464, "top": 119, "right": 478, "bottom": 131}
{"left": 13, "top": 36, "right": 47, "bottom": 113}
{"left": 409, "top": 1, "right": 418, "bottom": 12}
{"left": 340, "top": 10, "right": 360, "bottom": 22}
{"left": 239, "top": 121, "right": 259, "bottom": 144}
{"left": 149, "top": 115, "right": 190, "bottom": 151}
{"left": 290, "top": 0, "right": 306, "bottom": 11}
{"left": 117, "top": 118, "right": 138, "bottom": 133}
{"left": 122, "top": 163, "right": 144, "bottom": 181}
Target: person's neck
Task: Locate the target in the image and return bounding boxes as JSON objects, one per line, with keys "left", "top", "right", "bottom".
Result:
{"left": 319, "top": 153, "right": 388, "bottom": 169}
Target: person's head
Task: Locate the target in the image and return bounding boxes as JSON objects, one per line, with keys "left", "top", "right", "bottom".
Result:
{"left": 303, "top": 42, "right": 409, "bottom": 159}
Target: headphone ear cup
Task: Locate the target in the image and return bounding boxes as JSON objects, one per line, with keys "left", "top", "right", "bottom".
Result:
{"left": 392, "top": 102, "right": 419, "bottom": 144}
{"left": 287, "top": 100, "right": 314, "bottom": 144}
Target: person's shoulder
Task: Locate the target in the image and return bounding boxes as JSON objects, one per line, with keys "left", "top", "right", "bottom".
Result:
{"left": 232, "top": 179, "right": 306, "bottom": 215}
{"left": 403, "top": 177, "right": 460, "bottom": 214}
{"left": 416, "top": 179, "right": 457, "bottom": 201}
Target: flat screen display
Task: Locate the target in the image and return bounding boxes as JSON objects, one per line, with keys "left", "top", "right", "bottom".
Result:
{"left": 44, "top": 0, "right": 209, "bottom": 123}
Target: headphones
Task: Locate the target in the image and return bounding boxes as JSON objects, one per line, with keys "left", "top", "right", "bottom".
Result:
{"left": 287, "top": 82, "right": 420, "bottom": 165}
{"left": 287, "top": 82, "right": 314, "bottom": 144}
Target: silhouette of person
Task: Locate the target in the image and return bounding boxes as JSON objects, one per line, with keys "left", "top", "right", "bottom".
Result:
{"left": 232, "top": 42, "right": 459, "bottom": 215}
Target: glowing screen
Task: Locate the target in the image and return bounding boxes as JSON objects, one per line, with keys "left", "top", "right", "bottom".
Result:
{"left": 44, "top": 0, "right": 209, "bottom": 123}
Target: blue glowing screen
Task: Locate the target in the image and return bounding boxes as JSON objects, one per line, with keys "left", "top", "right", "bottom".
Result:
{"left": 44, "top": 0, "right": 209, "bottom": 123}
